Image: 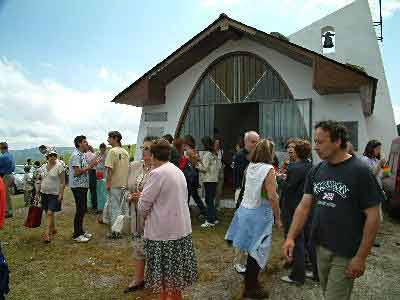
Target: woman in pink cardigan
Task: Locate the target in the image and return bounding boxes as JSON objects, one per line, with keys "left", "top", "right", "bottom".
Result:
{"left": 135, "top": 138, "right": 198, "bottom": 300}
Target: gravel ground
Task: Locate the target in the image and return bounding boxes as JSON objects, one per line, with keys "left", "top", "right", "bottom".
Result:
{"left": 190, "top": 215, "right": 400, "bottom": 300}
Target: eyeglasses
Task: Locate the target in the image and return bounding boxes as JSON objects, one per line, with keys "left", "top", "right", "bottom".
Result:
{"left": 140, "top": 146, "right": 151, "bottom": 151}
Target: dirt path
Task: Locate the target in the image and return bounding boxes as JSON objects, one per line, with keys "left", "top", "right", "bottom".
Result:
{"left": 4, "top": 194, "right": 400, "bottom": 300}
{"left": 189, "top": 216, "right": 400, "bottom": 300}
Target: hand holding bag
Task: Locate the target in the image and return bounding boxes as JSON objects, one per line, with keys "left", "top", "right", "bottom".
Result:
{"left": 111, "top": 188, "right": 131, "bottom": 235}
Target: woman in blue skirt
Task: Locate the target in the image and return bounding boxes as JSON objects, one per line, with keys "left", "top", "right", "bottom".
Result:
{"left": 225, "top": 139, "right": 282, "bottom": 299}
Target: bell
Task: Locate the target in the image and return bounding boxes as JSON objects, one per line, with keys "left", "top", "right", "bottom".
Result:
{"left": 322, "top": 32, "right": 334, "bottom": 48}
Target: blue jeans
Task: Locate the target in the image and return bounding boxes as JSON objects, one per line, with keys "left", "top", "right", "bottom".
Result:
{"left": 109, "top": 188, "right": 123, "bottom": 227}
{"left": 204, "top": 182, "right": 217, "bottom": 223}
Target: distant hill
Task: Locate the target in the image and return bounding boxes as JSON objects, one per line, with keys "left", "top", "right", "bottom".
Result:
{"left": 10, "top": 147, "right": 75, "bottom": 165}
{"left": 9, "top": 145, "right": 136, "bottom": 165}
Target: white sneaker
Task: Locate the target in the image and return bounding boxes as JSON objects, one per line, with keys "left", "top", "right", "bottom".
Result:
{"left": 234, "top": 263, "right": 246, "bottom": 274}
{"left": 305, "top": 271, "right": 314, "bottom": 279}
{"left": 74, "top": 235, "right": 90, "bottom": 243}
{"left": 280, "top": 275, "right": 302, "bottom": 285}
{"left": 200, "top": 221, "right": 215, "bottom": 228}
{"left": 84, "top": 232, "right": 93, "bottom": 239}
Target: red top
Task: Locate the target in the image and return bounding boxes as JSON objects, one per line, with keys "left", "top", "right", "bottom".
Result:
{"left": 178, "top": 156, "right": 190, "bottom": 171}
{"left": 0, "top": 177, "right": 6, "bottom": 229}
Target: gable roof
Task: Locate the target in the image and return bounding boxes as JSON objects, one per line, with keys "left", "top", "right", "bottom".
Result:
{"left": 113, "top": 14, "right": 377, "bottom": 115}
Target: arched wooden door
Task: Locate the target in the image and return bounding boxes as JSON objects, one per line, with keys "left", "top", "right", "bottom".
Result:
{"left": 176, "top": 52, "right": 310, "bottom": 151}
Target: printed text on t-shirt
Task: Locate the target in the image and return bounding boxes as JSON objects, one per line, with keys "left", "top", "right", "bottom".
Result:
{"left": 313, "top": 180, "right": 350, "bottom": 199}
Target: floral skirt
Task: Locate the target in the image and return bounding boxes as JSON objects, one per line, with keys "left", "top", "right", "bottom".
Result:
{"left": 144, "top": 234, "right": 198, "bottom": 292}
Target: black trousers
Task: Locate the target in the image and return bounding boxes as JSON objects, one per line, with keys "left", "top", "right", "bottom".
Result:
{"left": 204, "top": 182, "right": 217, "bottom": 223}
{"left": 245, "top": 255, "right": 261, "bottom": 290}
{"left": 88, "top": 169, "right": 97, "bottom": 210}
{"left": 71, "top": 187, "right": 88, "bottom": 238}
{"left": 188, "top": 182, "right": 207, "bottom": 216}
{"left": 284, "top": 212, "right": 318, "bottom": 283}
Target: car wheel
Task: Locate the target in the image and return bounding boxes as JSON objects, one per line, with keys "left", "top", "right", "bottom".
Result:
{"left": 9, "top": 184, "right": 17, "bottom": 195}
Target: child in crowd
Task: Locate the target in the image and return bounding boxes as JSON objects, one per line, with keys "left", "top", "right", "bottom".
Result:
{"left": 31, "top": 161, "right": 42, "bottom": 203}
{"left": 23, "top": 166, "right": 34, "bottom": 206}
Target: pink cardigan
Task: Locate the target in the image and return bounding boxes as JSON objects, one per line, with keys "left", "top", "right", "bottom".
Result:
{"left": 138, "top": 162, "right": 192, "bottom": 241}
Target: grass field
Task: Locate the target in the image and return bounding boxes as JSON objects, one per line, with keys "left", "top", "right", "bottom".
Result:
{"left": 2, "top": 189, "right": 285, "bottom": 300}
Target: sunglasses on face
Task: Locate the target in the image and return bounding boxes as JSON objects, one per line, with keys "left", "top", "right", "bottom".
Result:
{"left": 140, "top": 146, "right": 151, "bottom": 151}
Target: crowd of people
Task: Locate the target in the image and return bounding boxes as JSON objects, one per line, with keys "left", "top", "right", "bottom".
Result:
{"left": 0, "top": 120, "right": 389, "bottom": 299}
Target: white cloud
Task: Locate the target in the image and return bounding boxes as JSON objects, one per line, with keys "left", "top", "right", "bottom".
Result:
{"left": 97, "top": 66, "right": 138, "bottom": 86}
{"left": 0, "top": 57, "right": 142, "bottom": 150}
{"left": 98, "top": 66, "right": 109, "bottom": 79}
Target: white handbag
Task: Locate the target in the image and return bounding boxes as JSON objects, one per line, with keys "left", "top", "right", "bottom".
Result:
{"left": 111, "top": 188, "right": 131, "bottom": 235}
{"left": 111, "top": 214, "right": 131, "bottom": 235}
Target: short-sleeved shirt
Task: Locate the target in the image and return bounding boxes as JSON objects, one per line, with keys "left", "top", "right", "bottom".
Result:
{"left": 85, "top": 151, "right": 97, "bottom": 170}
{"left": 105, "top": 147, "right": 129, "bottom": 188}
{"left": 39, "top": 162, "right": 64, "bottom": 195}
{"left": 360, "top": 156, "right": 382, "bottom": 187}
{"left": 304, "top": 156, "right": 384, "bottom": 258}
{"left": 0, "top": 152, "right": 15, "bottom": 175}
{"left": 69, "top": 149, "right": 89, "bottom": 188}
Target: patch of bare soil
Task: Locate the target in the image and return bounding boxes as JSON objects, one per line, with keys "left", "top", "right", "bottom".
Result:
{"left": 190, "top": 216, "right": 400, "bottom": 300}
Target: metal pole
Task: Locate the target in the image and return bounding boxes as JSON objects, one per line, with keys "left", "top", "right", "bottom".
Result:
{"left": 379, "top": 0, "right": 383, "bottom": 42}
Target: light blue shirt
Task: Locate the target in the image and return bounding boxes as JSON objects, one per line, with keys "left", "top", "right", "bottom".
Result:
{"left": 0, "top": 151, "right": 15, "bottom": 175}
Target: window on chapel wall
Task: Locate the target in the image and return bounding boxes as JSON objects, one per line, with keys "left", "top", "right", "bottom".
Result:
{"left": 340, "top": 121, "right": 358, "bottom": 151}
{"left": 322, "top": 26, "right": 336, "bottom": 55}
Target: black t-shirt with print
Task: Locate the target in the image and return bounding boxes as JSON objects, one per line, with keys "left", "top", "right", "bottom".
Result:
{"left": 304, "top": 155, "right": 384, "bottom": 258}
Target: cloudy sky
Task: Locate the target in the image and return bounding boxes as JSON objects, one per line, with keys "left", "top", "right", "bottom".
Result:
{"left": 0, "top": 0, "right": 399, "bottom": 149}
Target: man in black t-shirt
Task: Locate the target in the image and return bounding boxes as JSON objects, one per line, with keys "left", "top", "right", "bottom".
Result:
{"left": 283, "top": 121, "right": 382, "bottom": 300}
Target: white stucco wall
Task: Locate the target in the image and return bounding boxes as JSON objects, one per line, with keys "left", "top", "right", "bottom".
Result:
{"left": 290, "top": 0, "right": 396, "bottom": 153}
{"left": 135, "top": 37, "right": 369, "bottom": 161}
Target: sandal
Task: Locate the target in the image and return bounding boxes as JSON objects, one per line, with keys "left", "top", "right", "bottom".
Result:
{"left": 43, "top": 233, "right": 51, "bottom": 243}
{"left": 123, "top": 281, "right": 145, "bottom": 293}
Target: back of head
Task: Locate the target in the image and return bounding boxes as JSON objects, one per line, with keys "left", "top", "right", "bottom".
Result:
{"left": 151, "top": 139, "right": 172, "bottom": 162}
{"left": 162, "top": 134, "right": 174, "bottom": 144}
{"left": 144, "top": 136, "right": 159, "bottom": 143}
{"left": 294, "top": 139, "right": 312, "bottom": 160}
{"left": 173, "top": 137, "right": 184, "bottom": 154}
{"left": 251, "top": 139, "right": 275, "bottom": 164}
{"left": 108, "top": 131, "right": 122, "bottom": 146}
{"left": 363, "top": 139, "right": 381, "bottom": 159}
{"left": 0, "top": 142, "right": 8, "bottom": 152}
{"left": 183, "top": 135, "right": 196, "bottom": 149}
{"left": 201, "top": 136, "right": 214, "bottom": 152}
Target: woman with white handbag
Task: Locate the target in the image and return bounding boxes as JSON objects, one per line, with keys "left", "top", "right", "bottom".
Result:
{"left": 123, "top": 136, "right": 156, "bottom": 294}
